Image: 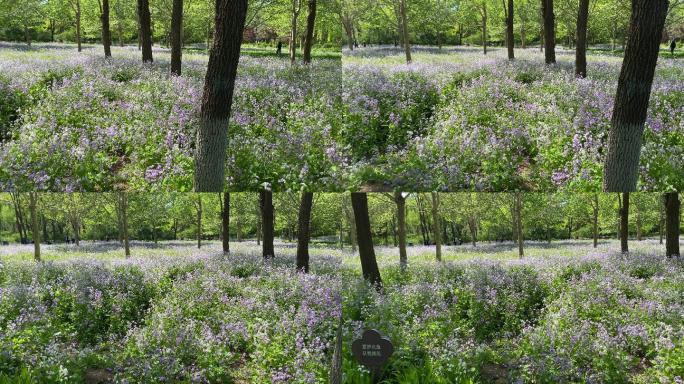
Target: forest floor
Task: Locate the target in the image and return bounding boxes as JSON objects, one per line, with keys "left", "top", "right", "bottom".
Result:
{"left": 1, "top": 44, "right": 682, "bottom": 191}
{"left": 1, "top": 238, "right": 683, "bottom": 383}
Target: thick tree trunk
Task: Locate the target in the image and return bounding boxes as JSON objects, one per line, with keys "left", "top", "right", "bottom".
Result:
{"left": 137, "top": 0, "right": 154, "bottom": 62}
{"left": 302, "top": 0, "right": 316, "bottom": 64}
{"left": 432, "top": 192, "right": 442, "bottom": 262}
{"left": 620, "top": 192, "right": 629, "bottom": 253}
{"left": 29, "top": 193, "right": 40, "bottom": 262}
{"left": 351, "top": 193, "right": 382, "bottom": 290}
{"left": 506, "top": 0, "right": 514, "bottom": 60}
{"left": 197, "top": 195, "right": 202, "bottom": 249}
{"left": 400, "top": 0, "right": 412, "bottom": 63}
{"left": 575, "top": 0, "right": 589, "bottom": 77}
{"left": 665, "top": 193, "right": 680, "bottom": 257}
{"left": 296, "top": 192, "right": 313, "bottom": 272}
{"left": 261, "top": 190, "right": 275, "bottom": 259}
{"left": 194, "top": 0, "right": 247, "bottom": 191}
{"left": 101, "top": 0, "right": 112, "bottom": 57}
{"left": 541, "top": 0, "right": 556, "bottom": 64}
{"left": 170, "top": 0, "right": 183, "bottom": 75}
{"left": 222, "top": 192, "right": 230, "bottom": 253}
{"left": 603, "top": 1, "right": 669, "bottom": 192}
{"left": 290, "top": 0, "right": 300, "bottom": 65}
{"left": 395, "top": 192, "right": 407, "bottom": 271}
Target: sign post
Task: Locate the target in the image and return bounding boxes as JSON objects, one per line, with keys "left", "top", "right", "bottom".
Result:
{"left": 351, "top": 329, "right": 394, "bottom": 384}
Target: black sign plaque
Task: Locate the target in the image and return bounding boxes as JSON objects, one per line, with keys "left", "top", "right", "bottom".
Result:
{"left": 351, "top": 329, "right": 394, "bottom": 368}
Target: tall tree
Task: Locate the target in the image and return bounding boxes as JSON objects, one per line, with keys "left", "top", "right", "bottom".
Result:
{"left": 620, "top": 192, "right": 629, "bottom": 253}
{"left": 394, "top": 192, "right": 408, "bottom": 271}
{"left": 101, "top": 0, "right": 112, "bottom": 57}
{"left": 506, "top": 0, "right": 515, "bottom": 60}
{"left": 296, "top": 192, "right": 314, "bottom": 272}
{"left": 351, "top": 193, "right": 382, "bottom": 289}
{"left": 603, "top": 1, "right": 669, "bottom": 192}
{"left": 302, "top": 0, "right": 317, "bottom": 64}
{"left": 665, "top": 192, "right": 680, "bottom": 257}
{"left": 29, "top": 193, "right": 40, "bottom": 262}
{"left": 591, "top": 193, "right": 599, "bottom": 248}
{"left": 541, "top": 0, "right": 556, "bottom": 64}
{"left": 261, "top": 190, "right": 275, "bottom": 259}
{"left": 290, "top": 0, "right": 303, "bottom": 65}
{"left": 432, "top": 192, "right": 442, "bottom": 262}
{"left": 137, "top": 0, "right": 153, "bottom": 62}
{"left": 73, "top": 0, "right": 82, "bottom": 52}
{"left": 400, "top": 0, "right": 412, "bottom": 63}
{"left": 221, "top": 192, "right": 230, "bottom": 253}
{"left": 575, "top": 0, "right": 589, "bottom": 77}
{"left": 194, "top": 0, "right": 248, "bottom": 191}
{"left": 170, "top": 0, "right": 183, "bottom": 75}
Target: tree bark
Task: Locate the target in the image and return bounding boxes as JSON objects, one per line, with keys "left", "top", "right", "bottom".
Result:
{"left": 222, "top": 192, "right": 230, "bottom": 253}
{"left": 296, "top": 192, "right": 313, "bottom": 272}
{"left": 665, "top": 193, "right": 680, "bottom": 257}
{"left": 541, "top": 0, "right": 556, "bottom": 64}
{"left": 29, "top": 193, "right": 40, "bottom": 262}
{"left": 575, "top": 0, "right": 589, "bottom": 77}
{"left": 482, "top": 2, "right": 488, "bottom": 55}
{"left": 506, "top": 0, "right": 514, "bottom": 60}
{"left": 603, "top": 0, "right": 669, "bottom": 192}
{"left": 432, "top": 192, "right": 442, "bottom": 262}
{"left": 261, "top": 190, "right": 275, "bottom": 259}
{"left": 302, "top": 0, "right": 316, "bottom": 64}
{"left": 394, "top": 192, "right": 407, "bottom": 271}
{"left": 194, "top": 0, "right": 248, "bottom": 191}
{"left": 400, "top": 0, "right": 412, "bottom": 63}
{"left": 170, "top": 0, "right": 183, "bottom": 75}
{"left": 119, "top": 193, "right": 130, "bottom": 258}
{"left": 137, "top": 0, "right": 153, "bottom": 62}
{"left": 620, "top": 192, "right": 629, "bottom": 254}
{"left": 101, "top": 0, "right": 112, "bottom": 57}
{"left": 290, "top": 0, "right": 301, "bottom": 65}
{"left": 351, "top": 193, "right": 382, "bottom": 290}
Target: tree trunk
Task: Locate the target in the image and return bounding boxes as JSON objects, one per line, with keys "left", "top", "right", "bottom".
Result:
{"left": 400, "top": 0, "right": 412, "bottom": 63}
{"left": 137, "top": 0, "right": 154, "bottom": 62}
{"left": 636, "top": 200, "right": 642, "bottom": 241}
{"left": 541, "top": 0, "right": 556, "bottom": 64}
{"left": 507, "top": 0, "right": 514, "bottom": 60}
{"left": 575, "top": 0, "right": 589, "bottom": 77}
{"left": 197, "top": 195, "right": 202, "bottom": 249}
{"left": 29, "top": 193, "right": 40, "bottom": 262}
{"left": 603, "top": 1, "right": 669, "bottom": 192}
{"left": 351, "top": 193, "right": 382, "bottom": 290}
{"left": 296, "top": 192, "right": 313, "bottom": 272}
{"left": 431, "top": 192, "right": 442, "bottom": 262}
{"left": 101, "top": 0, "right": 112, "bottom": 57}
{"left": 593, "top": 193, "right": 599, "bottom": 248}
{"left": 119, "top": 193, "right": 130, "bottom": 257}
{"left": 515, "top": 193, "right": 524, "bottom": 258}
{"left": 395, "top": 192, "right": 407, "bottom": 271}
{"left": 261, "top": 190, "right": 275, "bottom": 259}
{"left": 665, "top": 193, "right": 680, "bottom": 257}
{"left": 620, "top": 192, "right": 629, "bottom": 254}
{"left": 194, "top": 0, "right": 247, "bottom": 191}
{"left": 482, "top": 3, "right": 488, "bottom": 55}
{"left": 659, "top": 198, "right": 665, "bottom": 244}
{"left": 170, "top": 0, "right": 183, "bottom": 75}
{"left": 290, "top": 0, "right": 300, "bottom": 65}
{"left": 302, "top": 0, "right": 316, "bottom": 64}
{"left": 222, "top": 192, "right": 230, "bottom": 253}
{"left": 76, "top": 0, "right": 82, "bottom": 52}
